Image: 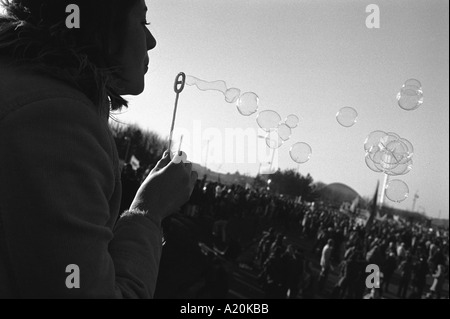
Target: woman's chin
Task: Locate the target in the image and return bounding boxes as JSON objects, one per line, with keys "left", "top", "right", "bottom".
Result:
{"left": 117, "top": 81, "right": 145, "bottom": 96}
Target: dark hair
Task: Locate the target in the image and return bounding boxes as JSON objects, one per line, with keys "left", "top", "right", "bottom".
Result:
{"left": 0, "top": 0, "right": 140, "bottom": 114}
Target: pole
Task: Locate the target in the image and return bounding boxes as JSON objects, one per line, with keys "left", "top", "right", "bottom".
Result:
{"left": 269, "top": 149, "right": 275, "bottom": 173}
{"left": 378, "top": 173, "right": 389, "bottom": 210}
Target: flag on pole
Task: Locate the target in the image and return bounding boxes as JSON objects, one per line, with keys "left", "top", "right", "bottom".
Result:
{"left": 365, "top": 181, "right": 379, "bottom": 230}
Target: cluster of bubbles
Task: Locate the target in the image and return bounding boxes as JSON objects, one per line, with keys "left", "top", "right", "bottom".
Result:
{"left": 396, "top": 79, "right": 423, "bottom": 111}
{"left": 364, "top": 130, "right": 414, "bottom": 203}
{"left": 186, "top": 75, "right": 313, "bottom": 165}
{"left": 257, "top": 112, "right": 312, "bottom": 164}
{"left": 257, "top": 111, "right": 312, "bottom": 164}
{"left": 336, "top": 107, "right": 358, "bottom": 127}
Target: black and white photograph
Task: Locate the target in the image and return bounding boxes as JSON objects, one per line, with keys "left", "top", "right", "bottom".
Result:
{"left": 0, "top": 0, "right": 448, "bottom": 304}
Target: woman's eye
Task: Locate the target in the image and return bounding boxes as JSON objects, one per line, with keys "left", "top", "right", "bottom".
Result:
{"left": 143, "top": 21, "right": 151, "bottom": 26}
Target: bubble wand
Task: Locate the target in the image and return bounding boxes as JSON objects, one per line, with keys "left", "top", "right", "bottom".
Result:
{"left": 168, "top": 72, "right": 186, "bottom": 156}
{"left": 162, "top": 74, "right": 185, "bottom": 247}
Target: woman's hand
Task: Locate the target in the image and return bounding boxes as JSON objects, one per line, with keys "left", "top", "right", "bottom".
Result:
{"left": 129, "top": 151, "right": 198, "bottom": 225}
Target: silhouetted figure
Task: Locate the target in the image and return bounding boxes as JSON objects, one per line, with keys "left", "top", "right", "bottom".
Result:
{"left": 262, "top": 247, "right": 285, "bottom": 299}
{"left": 397, "top": 255, "right": 413, "bottom": 298}
{"left": 411, "top": 256, "right": 429, "bottom": 298}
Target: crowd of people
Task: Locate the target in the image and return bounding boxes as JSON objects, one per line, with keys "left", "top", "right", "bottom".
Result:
{"left": 121, "top": 165, "right": 449, "bottom": 299}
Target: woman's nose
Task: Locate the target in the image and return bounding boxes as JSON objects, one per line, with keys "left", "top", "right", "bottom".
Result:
{"left": 146, "top": 29, "right": 156, "bottom": 51}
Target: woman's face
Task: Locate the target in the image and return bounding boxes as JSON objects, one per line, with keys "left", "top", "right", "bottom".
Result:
{"left": 112, "top": 0, "right": 156, "bottom": 95}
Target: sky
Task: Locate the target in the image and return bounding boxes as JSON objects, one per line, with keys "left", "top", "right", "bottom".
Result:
{"left": 4, "top": 2, "right": 446, "bottom": 218}
{"left": 113, "top": 0, "right": 449, "bottom": 219}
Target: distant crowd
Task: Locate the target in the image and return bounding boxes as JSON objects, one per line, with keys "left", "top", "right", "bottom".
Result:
{"left": 121, "top": 164, "right": 449, "bottom": 299}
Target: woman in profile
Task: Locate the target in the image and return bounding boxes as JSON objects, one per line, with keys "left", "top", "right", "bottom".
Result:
{"left": 0, "top": 0, "right": 197, "bottom": 298}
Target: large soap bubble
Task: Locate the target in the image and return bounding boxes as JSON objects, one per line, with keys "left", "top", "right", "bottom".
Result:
{"left": 236, "top": 92, "right": 259, "bottom": 116}
{"left": 385, "top": 179, "right": 409, "bottom": 203}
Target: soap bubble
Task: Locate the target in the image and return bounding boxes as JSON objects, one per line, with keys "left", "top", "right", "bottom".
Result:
{"left": 265, "top": 134, "right": 284, "bottom": 149}
{"left": 277, "top": 123, "right": 292, "bottom": 141}
{"left": 225, "top": 88, "right": 241, "bottom": 103}
{"left": 236, "top": 92, "right": 259, "bottom": 116}
{"left": 404, "top": 79, "right": 422, "bottom": 89}
{"left": 366, "top": 145, "right": 381, "bottom": 162}
{"left": 370, "top": 148, "right": 384, "bottom": 165}
{"left": 364, "top": 130, "right": 387, "bottom": 152}
{"left": 336, "top": 107, "right": 358, "bottom": 127}
{"left": 257, "top": 110, "right": 282, "bottom": 132}
{"left": 386, "top": 158, "right": 413, "bottom": 176}
{"left": 386, "top": 132, "right": 400, "bottom": 139}
{"left": 399, "top": 138, "right": 414, "bottom": 158}
{"left": 378, "top": 133, "right": 399, "bottom": 149}
{"left": 397, "top": 78, "right": 423, "bottom": 111}
{"left": 285, "top": 114, "right": 300, "bottom": 129}
{"left": 290, "top": 142, "right": 312, "bottom": 164}
{"left": 365, "top": 153, "right": 383, "bottom": 173}
{"left": 385, "top": 179, "right": 409, "bottom": 203}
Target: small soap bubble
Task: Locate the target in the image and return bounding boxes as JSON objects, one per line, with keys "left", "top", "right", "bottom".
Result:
{"left": 364, "top": 131, "right": 387, "bottom": 152}
{"left": 290, "top": 142, "right": 312, "bottom": 164}
{"left": 399, "top": 138, "right": 414, "bottom": 158}
{"left": 404, "top": 79, "right": 422, "bottom": 89}
{"left": 365, "top": 153, "right": 383, "bottom": 173}
{"left": 336, "top": 107, "right": 358, "bottom": 127}
{"left": 257, "top": 110, "right": 282, "bottom": 132}
{"left": 277, "top": 123, "right": 292, "bottom": 141}
{"left": 265, "top": 133, "right": 284, "bottom": 149}
{"left": 378, "top": 133, "right": 399, "bottom": 150}
{"left": 236, "top": 92, "right": 259, "bottom": 116}
{"left": 397, "top": 78, "right": 423, "bottom": 111}
{"left": 285, "top": 114, "right": 300, "bottom": 129}
{"left": 386, "top": 158, "right": 413, "bottom": 176}
{"left": 224, "top": 88, "right": 241, "bottom": 103}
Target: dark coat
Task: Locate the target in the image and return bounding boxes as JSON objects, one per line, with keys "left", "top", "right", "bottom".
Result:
{"left": 0, "top": 56, "right": 162, "bottom": 298}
